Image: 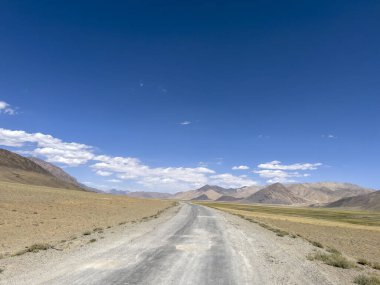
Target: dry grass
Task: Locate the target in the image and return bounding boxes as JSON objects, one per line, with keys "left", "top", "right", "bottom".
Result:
{"left": 0, "top": 181, "right": 173, "bottom": 257}
{"left": 12, "top": 243, "right": 51, "bottom": 256}
{"left": 354, "top": 274, "right": 380, "bottom": 285}
{"left": 201, "top": 202, "right": 380, "bottom": 263}
{"left": 307, "top": 251, "right": 355, "bottom": 269}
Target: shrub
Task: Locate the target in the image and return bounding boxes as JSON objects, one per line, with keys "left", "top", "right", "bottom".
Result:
{"left": 0, "top": 268, "right": 4, "bottom": 274}
{"left": 83, "top": 231, "right": 91, "bottom": 236}
{"left": 372, "top": 263, "right": 380, "bottom": 270}
{"left": 357, "top": 258, "right": 370, "bottom": 266}
{"left": 13, "top": 243, "right": 51, "bottom": 256}
{"left": 310, "top": 241, "right": 324, "bottom": 248}
{"left": 275, "top": 230, "right": 289, "bottom": 237}
{"left": 308, "top": 251, "right": 355, "bottom": 269}
{"left": 326, "top": 247, "right": 341, "bottom": 255}
{"left": 354, "top": 274, "right": 380, "bottom": 285}
{"left": 89, "top": 239, "right": 97, "bottom": 243}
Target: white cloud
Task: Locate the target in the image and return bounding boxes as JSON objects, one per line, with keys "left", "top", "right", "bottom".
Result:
{"left": 0, "top": 101, "right": 16, "bottom": 115}
{"left": 232, "top": 165, "right": 250, "bottom": 170}
{"left": 198, "top": 161, "right": 208, "bottom": 167}
{"left": 253, "top": 169, "right": 309, "bottom": 183}
{"left": 91, "top": 154, "right": 217, "bottom": 191}
{"left": 322, "top": 134, "right": 337, "bottom": 139}
{"left": 0, "top": 128, "right": 94, "bottom": 166}
{"left": 91, "top": 155, "right": 258, "bottom": 191}
{"left": 0, "top": 127, "right": 260, "bottom": 191}
{"left": 107, "top": 179, "right": 122, "bottom": 183}
{"left": 254, "top": 160, "right": 321, "bottom": 183}
{"left": 180, "top": 121, "right": 191, "bottom": 125}
{"left": 209, "top": 173, "right": 257, "bottom": 188}
{"left": 258, "top": 160, "right": 322, "bottom": 171}
{"left": 96, "top": 170, "right": 113, "bottom": 177}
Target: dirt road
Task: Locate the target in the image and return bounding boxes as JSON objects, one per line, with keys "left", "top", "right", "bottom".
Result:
{"left": 1, "top": 203, "right": 353, "bottom": 284}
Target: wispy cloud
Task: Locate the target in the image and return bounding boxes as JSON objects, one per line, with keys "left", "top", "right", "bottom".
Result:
{"left": 232, "top": 165, "right": 250, "bottom": 170}
{"left": 254, "top": 160, "right": 321, "bottom": 183}
{"left": 208, "top": 173, "right": 256, "bottom": 188}
{"left": 107, "top": 179, "right": 122, "bottom": 183}
{"left": 322, "top": 134, "right": 337, "bottom": 139}
{"left": 180, "top": 121, "right": 191, "bottom": 125}
{"left": 253, "top": 169, "right": 309, "bottom": 183}
{"left": 0, "top": 127, "right": 258, "bottom": 191}
{"left": 258, "top": 161, "right": 322, "bottom": 171}
{"left": 0, "top": 128, "right": 94, "bottom": 166}
{"left": 96, "top": 170, "right": 112, "bottom": 176}
{"left": 0, "top": 101, "right": 17, "bottom": 115}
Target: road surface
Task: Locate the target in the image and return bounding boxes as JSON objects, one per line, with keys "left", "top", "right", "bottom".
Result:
{"left": 3, "top": 203, "right": 349, "bottom": 284}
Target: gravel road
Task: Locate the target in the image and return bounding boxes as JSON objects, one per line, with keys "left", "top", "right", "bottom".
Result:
{"left": 1, "top": 203, "right": 353, "bottom": 285}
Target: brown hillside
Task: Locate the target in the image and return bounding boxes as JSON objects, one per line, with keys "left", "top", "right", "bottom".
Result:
{"left": 0, "top": 149, "right": 83, "bottom": 189}
{"left": 326, "top": 191, "right": 380, "bottom": 211}
{"left": 243, "top": 183, "right": 306, "bottom": 205}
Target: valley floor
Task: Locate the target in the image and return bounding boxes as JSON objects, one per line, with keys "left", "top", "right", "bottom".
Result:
{"left": 202, "top": 202, "right": 380, "bottom": 264}
{"left": 1, "top": 203, "right": 375, "bottom": 284}
{"left": 0, "top": 181, "right": 173, "bottom": 257}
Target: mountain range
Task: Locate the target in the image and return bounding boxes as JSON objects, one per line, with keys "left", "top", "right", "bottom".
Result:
{"left": 0, "top": 148, "right": 378, "bottom": 210}
{"left": 172, "top": 182, "right": 376, "bottom": 209}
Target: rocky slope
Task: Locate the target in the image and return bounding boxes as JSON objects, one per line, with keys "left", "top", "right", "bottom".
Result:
{"left": 0, "top": 148, "right": 85, "bottom": 190}
{"left": 326, "top": 190, "right": 380, "bottom": 211}
{"left": 174, "top": 182, "right": 373, "bottom": 206}
{"left": 242, "top": 183, "right": 306, "bottom": 205}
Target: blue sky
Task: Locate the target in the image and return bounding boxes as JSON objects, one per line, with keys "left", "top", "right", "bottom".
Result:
{"left": 1, "top": 1, "right": 379, "bottom": 191}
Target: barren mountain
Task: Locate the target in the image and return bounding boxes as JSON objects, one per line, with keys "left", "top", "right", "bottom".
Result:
{"left": 173, "top": 182, "right": 373, "bottom": 205}
{"left": 326, "top": 190, "right": 380, "bottom": 211}
{"left": 191, "top": 194, "right": 210, "bottom": 201}
{"left": 0, "top": 149, "right": 49, "bottom": 174}
{"left": 216, "top": 195, "right": 242, "bottom": 202}
{"left": 127, "top": 191, "right": 173, "bottom": 199}
{"left": 28, "top": 157, "right": 86, "bottom": 190}
{"left": 0, "top": 149, "right": 85, "bottom": 190}
{"left": 242, "top": 183, "right": 306, "bottom": 205}
{"left": 299, "top": 182, "right": 372, "bottom": 197}
{"left": 173, "top": 185, "right": 234, "bottom": 200}
{"left": 234, "top": 185, "right": 262, "bottom": 198}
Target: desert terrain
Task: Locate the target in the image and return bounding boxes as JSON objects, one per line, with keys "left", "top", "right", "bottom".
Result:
{"left": 201, "top": 202, "right": 380, "bottom": 265}
{"left": 0, "top": 181, "right": 174, "bottom": 258}
{"left": 1, "top": 203, "right": 379, "bottom": 285}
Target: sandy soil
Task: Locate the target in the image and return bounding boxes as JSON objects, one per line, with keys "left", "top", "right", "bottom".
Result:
{"left": 215, "top": 207, "right": 380, "bottom": 264}
{"left": 1, "top": 203, "right": 378, "bottom": 284}
{"left": 0, "top": 181, "right": 174, "bottom": 257}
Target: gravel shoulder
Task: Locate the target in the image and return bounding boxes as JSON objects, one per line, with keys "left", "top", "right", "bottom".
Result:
{"left": 0, "top": 203, "right": 365, "bottom": 284}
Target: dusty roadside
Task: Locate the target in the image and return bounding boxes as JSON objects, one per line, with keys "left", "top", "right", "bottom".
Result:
{"left": 0, "top": 181, "right": 174, "bottom": 258}
{"left": 2, "top": 203, "right": 379, "bottom": 284}
{"left": 0, "top": 202, "right": 181, "bottom": 284}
